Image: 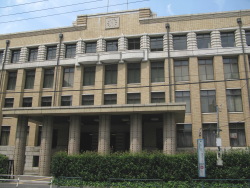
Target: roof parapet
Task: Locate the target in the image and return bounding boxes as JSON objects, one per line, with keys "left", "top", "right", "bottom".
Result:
{"left": 139, "top": 8, "right": 152, "bottom": 18}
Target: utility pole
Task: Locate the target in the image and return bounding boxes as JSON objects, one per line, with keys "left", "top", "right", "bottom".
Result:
{"left": 216, "top": 105, "right": 223, "bottom": 166}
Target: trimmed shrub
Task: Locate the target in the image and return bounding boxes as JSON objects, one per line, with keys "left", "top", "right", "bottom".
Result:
{"left": 0, "top": 154, "right": 8, "bottom": 174}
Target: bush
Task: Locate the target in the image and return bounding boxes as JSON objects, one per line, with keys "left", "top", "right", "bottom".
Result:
{"left": 0, "top": 154, "right": 8, "bottom": 174}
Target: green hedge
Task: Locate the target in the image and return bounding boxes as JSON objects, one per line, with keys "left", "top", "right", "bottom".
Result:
{"left": 0, "top": 154, "right": 8, "bottom": 174}
{"left": 51, "top": 150, "right": 250, "bottom": 182}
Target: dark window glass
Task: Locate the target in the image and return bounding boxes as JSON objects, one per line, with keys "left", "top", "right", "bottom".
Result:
{"left": 177, "top": 124, "right": 193, "bottom": 147}
{"left": 151, "top": 92, "right": 165, "bottom": 103}
{"left": 175, "top": 91, "right": 191, "bottom": 113}
{"left": 229, "top": 123, "right": 246, "bottom": 147}
{"left": 173, "top": 35, "right": 187, "bottom": 50}
{"left": 106, "top": 40, "right": 118, "bottom": 51}
{"left": 226, "top": 89, "right": 243, "bottom": 112}
{"left": 198, "top": 59, "right": 214, "bottom": 80}
{"left": 203, "top": 123, "right": 217, "bottom": 147}
{"left": 85, "top": 42, "right": 97, "bottom": 53}
{"left": 7, "top": 71, "right": 17, "bottom": 90}
{"left": 52, "top": 129, "right": 58, "bottom": 148}
{"left": 33, "top": 156, "right": 39, "bottom": 167}
{"left": 82, "top": 95, "right": 94, "bottom": 105}
{"left": 221, "top": 32, "right": 235, "bottom": 47}
{"left": 174, "top": 60, "right": 189, "bottom": 81}
{"left": 150, "top": 37, "right": 163, "bottom": 51}
{"left": 11, "top": 50, "right": 20, "bottom": 63}
{"left": 127, "top": 63, "right": 140, "bottom": 84}
{"left": 46, "top": 46, "right": 57, "bottom": 60}
{"left": 201, "top": 90, "right": 216, "bottom": 113}
{"left": 61, "top": 96, "right": 72, "bottom": 106}
{"left": 65, "top": 44, "right": 76, "bottom": 58}
{"left": 197, "top": 34, "right": 211, "bottom": 49}
{"left": 128, "top": 38, "right": 140, "bottom": 50}
{"left": 25, "top": 70, "right": 35, "bottom": 89}
{"left": 0, "top": 51, "right": 4, "bottom": 64}
{"left": 151, "top": 61, "right": 164, "bottom": 82}
{"left": 104, "top": 94, "right": 117, "bottom": 105}
{"left": 41, "top": 96, "right": 52, "bottom": 106}
{"left": 223, "top": 57, "right": 239, "bottom": 79}
{"left": 127, "top": 93, "right": 140, "bottom": 104}
{"left": 22, "top": 97, "right": 32, "bottom": 107}
{"left": 83, "top": 66, "right": 95, "bottom": 86}
{"left": 63, "top": 67, "right": 74, "bottom": 87}
{"left": 0, "top": 126, "right": 10, "bottom": 145}
{"left": 4, "top": 98, "right": 14, "bottom": 108}
{"left": 28, "top": 48, "right": 38, "bottom": 62}
{"left": 36, "top": 126, "right": 42, "bottom": 146}
{"left": 105, "top": 64, "right": 117, "bottom": 85}
{"left": 43, "top": 68, "right": 54, "bottom": 88}
{"left": 246, "top": 31, "right": 250, "bottom": 46}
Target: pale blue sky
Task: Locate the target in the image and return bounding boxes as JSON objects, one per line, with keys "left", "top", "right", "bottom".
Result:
{"left": 0, "top": 0, "right": 249, "bottom": 34}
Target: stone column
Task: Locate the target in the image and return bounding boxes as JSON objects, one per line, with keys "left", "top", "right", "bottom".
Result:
{"left": 37, "top": 45, "right": 46, "bottom": 62}
{"left": 39, "top": 116, "right": 53, "bottom": 176}
{"left": 163, "top": 33, "right": 173, "bottom": 51}
{"left": 97, "top": 37, "right": 106, "bottom": 52}
{"left": 76, "top": 40, "right": 85, "bottom": 54}
{"left": 98, "top": 115, "right": 110, "bottom": 154}
{"left": 163, "top": 113, "right": 176, "bottom": 154}
{"left": 13, "top": 116, "right": 28, "bottom": 175}
{"left": 235, "top": 29, "right": 247, "bottom": 47}
{"left": 211, "top": 30, "right": 221, "bottom": 48}
{"left": 20, "top": 47, "right": 28, "bottom": 63}
{"left": 130, "top": 114, "right": 142, "bottom": 153}
{"left": 68, "top": 115, "right": 81, "bottom": 155}
{"left": 118, "top": 35, "right": 128, "bottom": 51}
{"left": 140, "top": 34, "right": 150, "bottom": 50}
{"left": 187, "top": 32, "right": 197, "bottom": 50}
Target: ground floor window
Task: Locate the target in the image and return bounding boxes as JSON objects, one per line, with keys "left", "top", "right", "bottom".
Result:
{"left": 33, "top": 156, "right": 39, "bottom": 167}
{"left": 0, "top": 126, "right": 10, "bottom": 145}
{"left": 202, "top": 123, "right": 217, "bottom": 147}
{"left": 177, "top": 124, "right": 193, "bottom": 147}
{"left": 229, "top": 123, "right": 246, "bottom": 147}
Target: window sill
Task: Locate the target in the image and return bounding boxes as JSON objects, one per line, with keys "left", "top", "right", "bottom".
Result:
{"left": 228, "top": 112, "right": 243, "bottom": 114}
{"left": 202, "top": 112, "right": 217, "bottom": 114}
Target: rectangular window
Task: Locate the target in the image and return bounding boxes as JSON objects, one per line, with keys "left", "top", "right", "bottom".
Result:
{"left": 127, "top": 93, "right": 140, "bottom": 104}
{"left": 198, "top": 59, "right": 214, "bottom": 80}
{"left": 221, "top": 32, "right": 235, "bottom": 47}
{"left": 52, "top": 129, "right": 58, "bottom": 148}
{"left": 22, "top": 97, "right": 32, "bottom": 107}
{"left": 104, "top": 94, "right": 117, "bottom": 105}
{"left": 28, "top": 48, "right": 38, "bottom": 62}
{"left": 127, "top": 63, "right": 140, "bottom": 84}
{"left": 46, "top": 46, "right": 57, "bottom": 60}
{"left": 203, "top": 123, "right": 217, "bottom": 147}
{"left": 246, "top": 31, "right": 250, "bottom": 46}
{"left": 175, "top": 91, "right": 191, "bottom": 113}
{"left": 197, "top": 33, "right": 211, "bottom": 49}
{"left": 0, "top": 126, "right": 10, "bottom": 146}
{"left": 0, "top": 51, "right": 3, "bottom": 64}
{"left": 65, "top": 44, "right": 76, "bottom": 58}
{"left": 177, "top": 124, "right": 193, "bottom": 147}
{"left": 43, "top": 68, "right": 54, "bottom": 88}
{"left": 151, "top": 92, "right": 165, "bottom": 103}
{"left": 61, "top": 96, "right": 72, "bottom": 106}
{"left": 105, "top": 64, "right": 117, "bottom": 85}
{"left": 32, "top": 156, "right": 39, "bottom": 167}
{"left": 85, "top": 42, "right": 97, "bottom": 53}
{"left": 173, "top": 35, "right": 187, "bottom": 50}
{"left": 41, "top": 96, "right": 52, "bottom": 107}
{"left": 4, "top": 98, "right": 14, "bottom": 108}
{"left": 7, "top": 71, "right": 17, "bottom": 90}
{"left": 36, "top": 126, "right": 42, "bottom": 146}
{"left": 201, "top": 90, "right": 216, "bottom": 113}
{"left": 229, "top": 123, "right": 246, "bottom": 147}
{"left": 150, "top": 37, "right": 163, "bottom": 51}
{"left": 25, "top": 70, "right": 35, "bottom": 89}
{"left": 63, "top": 67, "right": 74, "bottom": 87}
{"left": 226, "top": 89, "right": 243, "bottom": 112}
{"left": 151, "top": 61, "right": 164, "bottom": 82}
{"left": 83, "top": 66, "right": 95, "bottom": 86}
{"left": 174, "top": 60, "right": 189, "bottom": 81}
{"left": 82, "top": 95, "right": 94, "bottom": 105}
{"left": 223, "top": 57, "right": 239, "bottom": 79}
{"left": 11, "top": 50, "right": 20, "bottom": 63}
{"left": 106, "top": 40, "right": 118, "bottom": 51}
{"left": 128, "top": 38, "right": 140, "bottom": 50}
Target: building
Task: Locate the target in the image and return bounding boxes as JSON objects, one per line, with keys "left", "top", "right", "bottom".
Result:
{"left": 0, "top": 8, "right": 250, "bottom": 176}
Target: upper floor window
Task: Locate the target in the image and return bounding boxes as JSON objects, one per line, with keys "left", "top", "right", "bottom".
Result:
{"left": 105, "top": 64, "right": 117, "bottom": 85}
{"left": 0, "top": 126, "right": 10, "bottom": 146}
{"left": 46, "top": 46, "right": 57, "bottom": 60}
{"left": 229, "top": 123, "right": 246, "bottom": 147}
{"left": 28, "top": 48, "right": 38, "bottom": 62}
{"left": 174, "top": 60, "right": 189, "bottom": 81}
{"left": 22, "top": 97, "right": 32, "bottom": 107}
{"left": 82, "top": 95, "right": 94, "bottom": 105}
{"left": 151, "top": 61, "right": 164, "bottom": 83}
{"left": 104, "top": 94, "right": 117, "bottom": 105}
{"left": 175, "top": 91, "right": 191, "bottom": 113}
{"left": 127, "top": 93, "right": 140, "bottom": 104}
{"left": 203, "top": 123, "right": 217, "bottom": 147}
{"left": 177, "top": 124, "right": 193, "bottom": 147}
{"left": 0, "top": 51, "right": 4, "bottom": 64}
{"left": 246, "top": 31, "right": 250, "bottom": 46}
{"left": 11, "top": 49, "right": 20, "bottom": 63}
{"left": 83, "top": 66, "right": 95, "bottom": 86}
{"left": 43, "top": 68, "right": 54, "bottom": 88}
{"left": 221, "top": 32, "right": 235, "bottom": 47}
{"left": 127, "top": 63, "right": 140, "bottom": 84}
{"left": 151, "top": 92, "right": 165, "bottom": 103}
{"left": 25, "top": 70, "right": 35, "bottom": 89}
{"left": 198, "top": 59, "right": 214, "bottom": 80}
{"left": 173, "top": 35, "right": 187, "bottom": 50}
{"left": 65, "top": 44, "right": 76, "bottom": 58}
{"left": 197, "top": 33, "right": 211, "bottom": 49}
{"left": 4, "top": 98, "right": 14, "bottom": 108}
{"left": 226, "top": 89, "right": 243, "bottom": 112}
{"left": 106, "top": 40, "right": 118, "bottom": 52}
{"left": 7, "top": 71, "right": 17, "bottom": 90}
{"left": 85, "top": 42, "right": 97, "bottom": 53}
{"left": 61, "top": 96, "right": 72, "bottom": 106}
{"left": 41, "top": 96, "right": 52, "bottom": 107}
{"left": 200, "top": 90, "right": 216, "bottom": 113}
{"left": 63, "top": 67, "right": 74, "bottom": 87}
{"left": 223, "top": 57, "right": 239, "bottom": 79}
{"left": 150, "top": 37, "right": 163, "bottom": 51}
{"left": 128, "top": 38, "right": 140, "bottom": 50}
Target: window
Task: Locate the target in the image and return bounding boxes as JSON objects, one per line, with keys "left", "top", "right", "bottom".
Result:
{"left": 198, "top": 59, "right": 214, "bottom": 80}
{"left": 104, "top": 94, "right": 117, "bottom": 105}
{"left": 201, "top": 90, "right": 216, "bottom": 113}
{"left": 226, "top": 89, "right": 243, "bottom": 112}
{"left": 175, "top": 91, "right": 191, "bottom": 113}
{"left": 28, "top": 48, "right": 38, "bottom": 62}
{"left": 151, "top": 61, "right": 164, "bottom": 82}
{"left": 223, "top": 57, "right": 239, "bottom": 79}
{"left": 151, "top": 92, "right": 165, "bottom": 103}
{"left": 106, "top": 40, "right": 118, "bottom": 51}
{"left": 246, "top": 31, "right": 250, "bottom": 46}
{"left": 221, "top": 32, "right": 235, "bottom": 47}
{"left": 43, "top": 68, "right": 54, "bottom": 88}
{"left": 173, "top": 35, "right": 187, "bottom": 50}
{"left": 46, "top": 46, "right": 57, "bottom": 60}
{"left": 36, "top": 126, "right": 42, "bottom": 146}
{"left": 197, "top": 33, "right": 211, "bottom": 49}
{"left": 82, "top": 95, "right": 94, "bottom": 105}
{"left": 177, "top": 124, "right": 193, "bottom": 147}
{"left": 127, "top": 93, "right": 140, "bottom": 104}
{"left": 127, "top": 63, "right": 140, "bottom": 84}
{"left": 7, "top": 71, "right": 17, "bottom": 90}
{"left": 41, "top": 96, "right": 52, "bottom": 106}
{"left": 150, "top": 37, "right": 163, "bottom": 51}
{"left": 203, "top": 123, "right": 217, "bottom": 147}
{"left": 85, "top": 42, "right": 97, "bottom": 53}
{"left": 22, "top": 97, "right": 32, "bottom": 107}
{"left": 4, "top": 98, "right": 14, "bottom": 108}
{"left": 0, "top": 126, "right": 10, "bottom": 145}
{"left": 25, "top": 70, "right": 35, "bottom": 89}
{"left": 128, "top": 38, "right": 140, "bottom": 50}
{"left": 33, "top": 156, "right": 39, "bottom": 167}
{"left": 0, "top": 51, "right": 4, "bottom": 64}
{"left": 61, "top": 96, "right": 72, "bottom": 106}
{"left": 229, "top": 123, "right": 246, "bottom": 147}
{"left": 105, "top": 64, "right": 117, "bottom": 85}
{"left": 63, "top": 67, "right": 74, "bottom": 87}
{"left": 174, "top": 60, "right": 189, "bottom": 81}
{"left": 11, "top": 50, "right": 20, "bottom": 63}
{"left": 65, "top": 44, "right": 76, "bottom": 58}
{"left": 83, "top": 66, "right": 95, "bottom": 86}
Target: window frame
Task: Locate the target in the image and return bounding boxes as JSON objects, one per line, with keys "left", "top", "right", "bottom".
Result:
{"left": 198, "top": 59, "right": 214, "bottom": 81}
{"left": 65, "top": 44, "right": 76, "bottom": 58}
{"left": 28, "top": 47, "right": 38, "bottom": 62}
{"left": 174, "top": 60, "right": 189, "bottom": 82}
{"left": 246, "top": 31, "right": 250, "bottom": 46}
{"left": 106, "top": 40, "right": 118, "bottom": 52}
{"left": 127, "top": 93, "right": 141, "bottom": 104}
{"left": 104, "top": 94, "right": 117, "bottom": 105}
{"left": 200, "top": 90, "right": 216, "bottom": 113}
{"left": 22, "top": 97, "right": 33, "bottom": 107}
{"left": 85, "top": 42, "right": 97, "bottom": 53}
{"left": 83, "top": 66, "right": 96, "bottom": 86}
{"left": 24, "top": 70, "right": 35, "bottom": 89}
{"left": 0, "top": 126, "right": 10, "bottom": 146}
{"left": 128, "top": 38, "right": 140, "bottom": 50}
{"left": 173, "top": 35, "right": 187, "bottom": 50}
{"left": 41, "top": 96, "right": 52, "bottom": 107}
{"left": 7, "top": 71, "right": 17, "bottom": 90}
{"left": 175, "top": 91, "right": 191, "bottom": 113}
{"left": 105, "top": 64, "right": 117, "bottom": 85}
{"left": 0, "top": 51, "right": 3, "bottom": 64}
{"left": 61, "top": 95, "right": 72, "bottom": 106}
{"left": 4, "top": 98, "right": 14, "bottom": 108}
{"left": 177, "top": 124, "right": 193, "bottom": 147}
{"left": 11, "top": 49, "right": 21, "bottom": 63}
{"left": 150, "top": 36, "right": 163, "bottom": 51}
{"left": 82, "top": 95, "right": 94, "bottom": 105}
{"left": 197, "top": 33, "right": 211, "bottom": 49}
{"left": 221, "top": 32, "right": 235, "bottom": 47}
{"left": 151, "top": 61, "right": 164, "bottom": 83}
{"left": 223, "top": 57, "right": 239, "bottom": 80}
{"left": 63, "top": 67, "right": 74, "bottom": 87}
{"left": 202, "top": 123, "right": 217, "bottom": 147}
{"left": 127, "top": 63, "right": 141, "bottom": 84}
{"left": 226, "top": 89, "right": 243, "bottom": 112}
{"left": 229, "top": 123, "right": 246, "bottom": 147}
{"left": 43, "top": 68, "right": 54, "bottom": 88}
{"left": 46, "top": 46, "right": 57, "bottom": 60}
{"left": 151, "top": 92, "right": 165, "bottom": 103}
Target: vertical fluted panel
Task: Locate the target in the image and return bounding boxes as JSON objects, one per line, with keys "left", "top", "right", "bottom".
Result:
{"left": 211, "top": 30, "right": 221, "bottom": 48}
{"left": 37, "top": 45, "right": 46, "bottom": 61}
{"left": 130, "top": 114, "right": 142, "bottom": 153}
{"left": 187, "top": 32, "right": 197, "bottom": 50}
{"left": 98, "top": 115, "right": 110, "bottom": 154}
{"left": 68, "top": 115, "right": 81, "bottom": 155}
{"left": 140, "top": 34, "right": 150, "bottom": 49}
{"left": 163, "top": 113, "right": 176, "bottom": 154}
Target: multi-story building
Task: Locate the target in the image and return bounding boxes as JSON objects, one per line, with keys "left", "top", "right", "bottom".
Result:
{"left": 0, "top": 8, "right": 249, "bottom": 176}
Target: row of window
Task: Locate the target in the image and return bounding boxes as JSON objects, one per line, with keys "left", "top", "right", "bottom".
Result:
{"left": 4, "top": 89, "right": 243, "bottom": 113}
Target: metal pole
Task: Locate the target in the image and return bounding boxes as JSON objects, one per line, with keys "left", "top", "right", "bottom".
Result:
{"left": 216, "top": 105, "right": 223, "bottom": 166}
{"left": 166, "top": 23, "right": 172, "bottom": 103}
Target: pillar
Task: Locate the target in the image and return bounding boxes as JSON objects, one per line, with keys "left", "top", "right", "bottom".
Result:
{"left": 98, "top": 115, "right": 110, "bottom": 154}
{"left": 163, "top": 113, "right": 176, "bottom": 154}
{"left": 39, "top": 116, "right": 53, "bottom": 176}
{"left": 130, "top": 114, "right": 142, "bottom": 153}
{"left": 13, "top": 116, "right": 28, "bottom": 175}
{"left": 68, "top": 115, "right": 81, "bottom": 154}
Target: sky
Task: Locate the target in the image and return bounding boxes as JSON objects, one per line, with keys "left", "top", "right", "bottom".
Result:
{"left": 0, "top": 0, "right": 249, "bottom": 35}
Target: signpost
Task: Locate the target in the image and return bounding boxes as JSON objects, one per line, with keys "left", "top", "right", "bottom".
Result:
{"left": 197, "top": 139, "right": 206, "bottom": 178}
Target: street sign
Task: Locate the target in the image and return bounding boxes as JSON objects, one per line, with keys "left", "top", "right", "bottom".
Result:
{"left": 197, "top": 139, "right": 206, "bottom": 177}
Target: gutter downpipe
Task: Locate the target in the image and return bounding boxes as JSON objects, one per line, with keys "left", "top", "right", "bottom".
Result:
{"left": 166, "top": 23, "right": 172, "bottom": 102}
